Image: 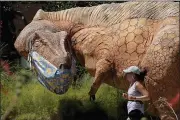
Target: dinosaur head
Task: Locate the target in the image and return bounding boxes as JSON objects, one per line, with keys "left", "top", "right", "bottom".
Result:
{"left": 14, "top": 20, "right": 74, "bottom": 94}
{"left": 14, "top": 20, "right": 72, "bottom": 69}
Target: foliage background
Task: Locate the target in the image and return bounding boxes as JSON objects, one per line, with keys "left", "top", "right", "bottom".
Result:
{"left": 1, "top": 67, "right": 128, "bottom": 120}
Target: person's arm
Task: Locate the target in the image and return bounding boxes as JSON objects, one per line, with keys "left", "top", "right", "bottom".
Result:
{"left": 128, "top": 82, "right": 150, "bottom": 101}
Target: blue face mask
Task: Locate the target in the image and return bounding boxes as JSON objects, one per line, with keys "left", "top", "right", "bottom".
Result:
{"left": 28, "top": 51, "right": 72, "bottom": 94}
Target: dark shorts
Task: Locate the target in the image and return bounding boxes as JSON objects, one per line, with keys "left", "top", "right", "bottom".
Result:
{"left": 128, "top": 109, "right": 144, "bottom": 120}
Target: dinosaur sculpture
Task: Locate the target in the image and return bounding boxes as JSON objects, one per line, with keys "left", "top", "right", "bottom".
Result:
{"left": 14, "top": 2, "right": 179, "bottom": 120}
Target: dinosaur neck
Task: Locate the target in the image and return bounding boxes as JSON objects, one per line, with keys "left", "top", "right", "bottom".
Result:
{"left": 52, "top": 21, "right": 85, "bottom": 35}
{"left": 70, "top": 26, "right": 107, "bottom": 74}
{"left": 33, "top": 2, "right": 178, "bottom": 28}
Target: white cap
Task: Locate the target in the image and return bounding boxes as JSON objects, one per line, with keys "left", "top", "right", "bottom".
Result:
{"left": 123, "top": 66, "right": 141, "bottom": 75}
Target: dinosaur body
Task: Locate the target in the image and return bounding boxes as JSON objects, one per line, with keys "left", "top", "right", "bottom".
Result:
{"left": 14, "top": 2, "right": 179, "bottom": 119}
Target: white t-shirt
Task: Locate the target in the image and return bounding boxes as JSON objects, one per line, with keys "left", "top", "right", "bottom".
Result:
{"left": 127, "top": 81, "right": 144, "bottom": 114}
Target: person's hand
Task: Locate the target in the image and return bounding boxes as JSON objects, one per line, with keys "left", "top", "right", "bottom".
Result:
{"left": 122, "top": 93, "right": 136, "bottom": 100}
{"left": 122, "top": 93, "right": 128, "bottom": 99}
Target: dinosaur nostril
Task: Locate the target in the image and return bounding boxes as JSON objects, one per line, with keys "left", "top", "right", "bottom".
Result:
{"left": 59, "top": 64, "right": 64, "bottom": 69}
{"left": 59, "top": 63, "right": 71, "bottom": 69}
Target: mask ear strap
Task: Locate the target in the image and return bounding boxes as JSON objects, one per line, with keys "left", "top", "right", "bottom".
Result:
{"left": 66, "top": 34, "right": 77, "bottom": 74}
{"left": 28, "top": 39, "right": 33, "bottom": 70}
{"left": 71, "top": 57, "right": 76, "bottom": 76}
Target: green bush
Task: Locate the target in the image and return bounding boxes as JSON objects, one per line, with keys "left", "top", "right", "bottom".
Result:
{"left": 1, "top": 66, "right": 126, "bottom": 120}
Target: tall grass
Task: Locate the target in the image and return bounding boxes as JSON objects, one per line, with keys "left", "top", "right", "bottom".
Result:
{"left": 1, "top": 67, "right": 127, "bottom": 120}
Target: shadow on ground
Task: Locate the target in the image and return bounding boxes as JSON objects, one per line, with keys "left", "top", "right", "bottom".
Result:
{"left": 50, "top": 99, "right": 116, "bottom": 120}
{"left": 50, "top": 99, "right": 160, "bottom": 120}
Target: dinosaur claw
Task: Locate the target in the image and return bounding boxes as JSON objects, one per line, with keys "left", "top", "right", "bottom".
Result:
{"left": 90, "top": 95, "right": 96, "bottom": 101}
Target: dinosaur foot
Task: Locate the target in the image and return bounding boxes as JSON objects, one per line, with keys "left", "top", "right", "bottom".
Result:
{"left": 89, "top": 95, "right": 96, "bottom": 101}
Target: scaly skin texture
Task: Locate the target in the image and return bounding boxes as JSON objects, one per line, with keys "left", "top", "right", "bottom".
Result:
{"left": 69, "top": 17, "right": 179, "bottom": 119}
{"left": 14, "top": 2, "right": 179, "bottom": 119}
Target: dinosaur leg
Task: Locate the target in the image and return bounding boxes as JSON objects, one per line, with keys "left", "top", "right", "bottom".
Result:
{"left": 144, "top": 76, "right": 179, "bottom": 120}
{"left": 141, "top": 24, "right": 179, "bottom": 119}
{"left": 88, "top": 59, "right": 111, "bottom": 101}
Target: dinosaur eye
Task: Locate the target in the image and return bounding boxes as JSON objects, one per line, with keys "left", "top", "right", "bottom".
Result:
{"left": 33, "top": 40, "right": 42, "bottom": 48}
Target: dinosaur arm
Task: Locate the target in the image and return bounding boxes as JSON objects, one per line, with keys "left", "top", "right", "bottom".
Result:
{"left": 88, "top": 59, "right": 111, "bottom": 96}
